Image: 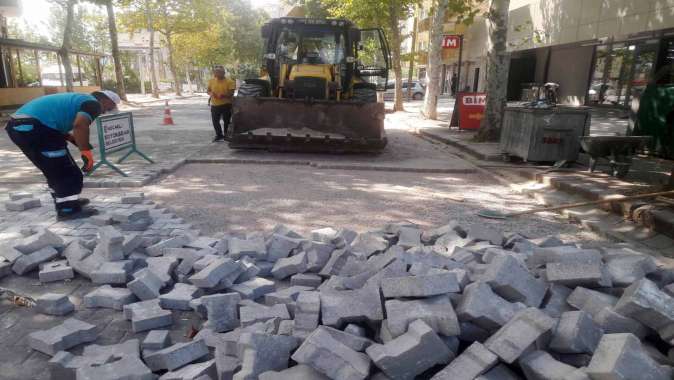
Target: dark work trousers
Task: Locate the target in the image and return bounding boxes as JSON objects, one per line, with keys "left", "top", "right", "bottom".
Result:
{"left": 5, "top": 117, "right": 83, "bottom": 212}
{"left": 211, "top": 104, "right": 232, "bottom": 138}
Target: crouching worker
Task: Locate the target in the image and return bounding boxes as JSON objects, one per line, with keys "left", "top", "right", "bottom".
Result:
{"left": 6, "top": 90, "right": 120, "bottom": 220}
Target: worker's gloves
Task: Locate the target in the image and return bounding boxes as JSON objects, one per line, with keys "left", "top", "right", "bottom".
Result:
{"left": 81, "top": 150, "right": 94, "bottom": 173}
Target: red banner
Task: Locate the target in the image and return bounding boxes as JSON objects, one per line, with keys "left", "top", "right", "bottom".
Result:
{"left": 442, "top": 35, "right": 461, "bottom": 49}
{"left": 457, "top": 92, "right": 486, "bottom": 130}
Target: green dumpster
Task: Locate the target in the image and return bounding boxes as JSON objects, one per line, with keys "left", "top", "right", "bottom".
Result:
{"left": 634, "top": 76, "right": 674, "bottom": 159}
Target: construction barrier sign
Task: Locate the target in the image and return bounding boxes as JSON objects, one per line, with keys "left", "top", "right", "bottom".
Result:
{"left": 90, "top": 112, "right": 154, "bottom": 177}
{"left": 451, "top": 92, "right": 486, "bottom": 130}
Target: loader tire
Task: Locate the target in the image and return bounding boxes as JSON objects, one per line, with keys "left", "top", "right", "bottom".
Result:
{"left": 237, "top": 82, "right": 266, "bottom": 97}
{"left": 352, "top": 86, "right": 377, "bottom": 103}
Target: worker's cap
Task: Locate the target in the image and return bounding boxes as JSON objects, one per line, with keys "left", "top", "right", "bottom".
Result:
{"left": 99, "top": 90, "right": 122, "bottom": 107}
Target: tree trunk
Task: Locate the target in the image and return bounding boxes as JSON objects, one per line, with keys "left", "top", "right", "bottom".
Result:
{"left": 165, "top": 32, "right": 181, "bottom": 96}
{"left": 668, "top": 167, "right": 674, "bottom": 190}
{"left": 185, "top": 64, "right": 192, "bottom": 93}
{"left": 406, "top": 12, "right": 418, "bottom": 99}
{"left": 146, "top": 4, "right": 159, "bottom": 98}
{"left": 421, "top": 0, "right": 448, "bottom": 120}
{"left": 476, "top": 0, "right": 511, "bottom": 142}
{"left": 60, "top": 0, "right": 75, "bottom": 92}
{"left": 388, "top": 1, "right": 404, "bottom": 112}
{"left": 106, "top": 0, "right": 126, "bottom": 100}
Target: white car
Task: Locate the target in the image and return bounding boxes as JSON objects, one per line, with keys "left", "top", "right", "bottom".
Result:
{"left": 383, "top": 80, "right": 425, "bottom": 100}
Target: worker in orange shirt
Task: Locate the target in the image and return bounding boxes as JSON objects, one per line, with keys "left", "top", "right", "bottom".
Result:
{"left": 207, "top": 65, "right": 236, "bottom": 142}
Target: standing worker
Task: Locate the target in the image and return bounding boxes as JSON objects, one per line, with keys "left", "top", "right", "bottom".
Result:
{"left": 207, "top": 65, "right": 236, "bottom": 142}
{"left": 6, "top": 90, "right": 120, "bottom": 220}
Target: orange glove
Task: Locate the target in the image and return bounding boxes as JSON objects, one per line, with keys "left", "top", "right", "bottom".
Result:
{"left": 81, "top": 150, "right": 94, "bottom": 173}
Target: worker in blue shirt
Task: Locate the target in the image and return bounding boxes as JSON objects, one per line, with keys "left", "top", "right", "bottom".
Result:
{"left": 6, "top": 90, "right": 120, "bottom": 220}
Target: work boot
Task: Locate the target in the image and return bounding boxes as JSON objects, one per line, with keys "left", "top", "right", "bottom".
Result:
{"left": 212, "top": 135, "right": 224, "bottom": 142}
{"left": 56, "top": 200, "right": 99, "bottom": 221}
{"left": 50, "top": 193, "right": 89, "bottom": 207}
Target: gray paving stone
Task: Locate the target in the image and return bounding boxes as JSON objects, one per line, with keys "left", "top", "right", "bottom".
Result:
{"left": 482, "top": 255, "right": 547, "bottom": 307}
{"left": 9, "top": 191, "right": 34, "bottom": 201}
{"left": 484, "top": 308, "right": 557, "bottom": 364}
{"left": 566, "top": 287, "right": 618, "bottom": 318}
{"left": 259, "top": 364, "right": 330, "bottom": 380}
{"left": 604, "top": 250, "right": 657, "bottom": 286}
{"left": 143, "top": 330, "right": 171, "bottom": 351}
{"left": 271, "top": 251, "right": 308, "bottom": 279}
{"left": 111, "top": 208, "right": 151, "bottom": 224}
{"left": 83, "top": 285, "right": 137, "bottom": 310}
{"left": 235, "top": 256, "right": 260, "bottom": 283}
{"left": 83, "top": 339, "right": 141, "bottom": 359}
{"left": 124, "top": 299, "right": 173, "bottom": 332}
{"left": 587, "top": 333, "right": 671, "bottom": 380}
{"left": 541, "top": 284, "right": 573, "bottom": 318}
{"left": 35, "top": 292, "right": 75, "bottom": 316}
{"left": 215, "top": 353, "right": 240, "bottom": 380}
{"left": 386, "top": 295, "right": 461, "bottom": 338}
{"left": 190, "top": 258, "right": 241, "bottom": 289}
{"left": 5, "top": 197, "right": 41, "bottom": 211}
{"left": 147, "top": 256, "right": 180, "bottom": 285}
{"left": 266, "top": 233, "right": 302, "bottom": 262}
{"left": 545, "top": 260, "right": 613, "bottom": 288}
{"left": 0, "top": 260, "right": 11, "bottom": 278}
{"left": 321, "top": 286, "right": 384, "bottom": 327}
{"left": 233, "top": 332, "right": 300, "bottom": 380}
{"left": 230, "top": 277, "right": 276, "bottom": 300}
{"left": 457, "top": 281, "right": 526, "bottom": 331}
{"left": 27, "top": 318, "right": 98, "bottom": 356}
{"left": 76, "top": 355, "right": 154, "bottom": 380}
{"left": 306, "top": 242, "right": 336, "bottom": 272}
{"left": 421, "top": 222, "right": 460, "bottom": 245}
{"left": 549, "top": 310, "right": 603, "bottom": 355}
{"left": 201, "top": 293, "right": 242, "bottom": 332}
{"left": 593, "top": 306, "right": 649, "bottom": 338}
{"left": 264, "top": 285, "right": 314, "bottom": 307}
{"left": 431, "top": 342, "right": 498, "bottom": 380}
{"left": 121, "top": 192, "right": 145, "bottom": 204}
{"left": 319, "top": 248, "right": 355, "bottom": 277}
{"left": 527, "top": 247, "right": 602, "bottom": 269}
{"left": 366, "top": 319, "right": 452, "bottom": 380}
{"left": 145, "top": 340, "right": 210, "bottom": 372}
{"left": 128, "top": 268, "right": 164, "bottom": 300}
{"left": 319, "top": 326, "right": 373, "bottom": 352}
{"left": 93, "top": 226, "right": 125, "bottom": 261}
{"left": 64, "top": 241, "right": 103, "bottom": 279}
{"left": 39, "top": 259, "right": 74, "bottom": 282}
{"left": 91, "top": 260, "right": 134, "bottom": 284}
{"left": 467, "top": 225, "right": 503, "bottom": 245}
{"left": 614, "top": 278, "right": 674, "bottom": 344}
{"left": 396, "top": 227, "right": 421, "bottom": 249}
{"left": 240, "top": 303, "right": 290, "bottom": 327}
{"left": 12, "top": 245, "right": 60, "bottom": 275}
{"left": 228, "top": 237, "right": 267, "bottom": 260}
{"left": 160, "top": 283, "right": 204, "bottom": 310}
{"left": 292, "top": 327, "right": 372, "bottom": 380}
{"left": 160, "top": 359, "right": 217, "bottom": 380}
{"left": 475, "top": 364, "right": 522, "bottom": 380}
{"left": 519, "top": 350, "right": 580, "bottom": 380}
{"left": 48, "top": 351, "right": 111, "bottom": 380}
{"left": 146, "top": 235, "right": 190, "bottom": 256}
{"left": 293, "top": 291, "right": 321, "bottom": 339}
{"left": 344, "top": 324, "right": 367, "bottom": 337}
{"left": 351, "top": 232, "right": 388, "bottom": 257}
{"left": 0, "top": 243, "right": 23, "bottom": 263}
{"left": 381, "top": 271, "right": 461, "bottom": 298}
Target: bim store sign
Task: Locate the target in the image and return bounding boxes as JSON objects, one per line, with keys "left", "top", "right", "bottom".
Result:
{"left": 442, "top": 35, "right": 461, "bottom": 49}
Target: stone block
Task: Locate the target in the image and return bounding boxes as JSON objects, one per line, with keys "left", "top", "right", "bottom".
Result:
{"left": 319, "top": 249, "right": 355, "bottom": 277}
{"left": 12, "top": 246, "right": 60, "bottom": 275}
{"left": 396, "top": 227, "right": 421, "bottom": 249}
{"left": 484, "top": 308, "right": 556, "bottom": 364}
{"left": 27, "top": 318, "right": 97, "bottom": 356}
{"left": 35, "top": 293, "right": 75, "bottom": 316}
{"left": 541, "top": 284, "right": 573, "bottom": 318}
{"left": 76, "top": 355, "right": 154, "bottom": 380}
{"left": 48, "top": 351, "right": 110, "bottom": 380}
{"left": 431, "top": 342, "right": 498, "bottom": 380}
{"left": 240, "top": 303, "right": 290, "bottom": 327}
{"left": 233, "top": 332, "right": 300, "bottom": 380}
{"left": 146, "top": 256, "right": 179, "bottom": 285}
{"left": 593, "top": 307, "right": 649, "bottom": 338}
{"left": 527, "top": 247, "right": 602, "bottom": 269}
{"left": 386, "top": 296, "right": 461, "bottom": 338}
{"left": 64, "top": 241, "right": 102, "bottom": 279}
{"left": 111, "top": 208, "right": 150, "bottom": 224}
{"left": 317, "top": 326, "right": 373, "bottom": 352}
{"left": 235, "top": 256, "right": 260, "bottom": 283}
{"left": 121, "top": 192, "right": 144, "bottom": 204}
{"left": 549, "top": 311, "right": 603, "bottom": 354}
{"left": 201, "top": 293, "right": 241, "bottom": 332}
{"left": 467, "top": 225, "right": 503, "bottom": 245}
{"left": 566, "top": 287, "right": 618, "bottom": 318}
{"left": 614, "top": 278, "right": 674, "bottom": 343}
{"left": 128, "top": 268, "right": 164, "bottom": 300}
{"left": 83, "top": 285, "right": 137, "bottom": 310}
{"left": 457, "top": 282, "right": 526, "bottom": 331}
{"left": 146, "top": 235, "right": 189, "bottom": 256}
{"left": 159, "top": 359, "right": 217, "bottom": 380}
{"left": 290, "top": 273, "right": 323, "bottom": 288}
{"left": 381, "top": 271, "right": 460, "bottom": 298}
{"left": 266, "top": 234, "right": 302, "bottom": 262}
{"left": 311, "top": 227, "right": 339, "bottom": 243}
{"left": 228, "top": 237, "right": 267, "bottom": 260}
{"left": 587, "top": 333, "right": 671, "bottom": 380}
{"left": 482, "top": 255, "right": 547, "bottom": 307}
{"left": 271, "top": 251, "right": 307, "bottom": 279}
{"left": 124, "top": 299, "right": 173, "bottom": 332}
{"left": 160, "top": 283, "right": 204, "bottom": 310}
{"left": 144, "top": 340, "right": 210, "bottom": 372}
{"left": 259, "top": 364, "right": 330, "bottom": 380}
{"left": 292, "top": 327, "right": 371, "bottom": 380}
{"left": 0, "top": 243, "right": 23, "bottom": 263}
{"left": 91, "top": 260, "right": 133, "bottom": 284}
{"left": 143, "top": 330, "right": 171, "bottom": 351}
{"left": 344, "top": 324, "right": 366, "bottom": 337}
{"left": 604, "top": 251, "right": 657, "bottom": 286}
{"left": 5, "top": 197, "right": 41, "bottom": 211}
{"left": 546, "top": 261, "right": 612, "bottom": 288}
{"left": 93, "top": 226, "right": 125, "bottom": 261}
{"left": 230, "top": 277, "right": 276, "bottom": 300}
{"left": 190, "top": 258, "right": 241, "bottom": 289}
{"left": 351, "top": 232, "right": 388, "bottom": 258}
{"left": 321, "top": 286, "right": 384, "bottom": 327}
{"left": 216, "top": 353, "right": 240, "bottom": 380}
{"left": 119, "top": 217, "right": 153, "bottom": 232}
{"left": 519, "top": 350, "right": 580, "bottom": 380}
{"left": 82, "top": 339, "right": 141, "bottom": 359}
{"left": 421, "top": 222, "right": 460, "bottom": 245}
{"left": 14, "top": 228, "right": 64, "bottom": 254}
{"left": 9, "top": 191, "right": 33, "bottom": 201}
{"left": 367, "top": 319, "right": 451, "bottom": 380}
{"left": 475, "top": 364, "right": 522, "bottom": 380}
{"left": 264, "top": 285, "right": 314, "bottom": 307}
{"left": 0, "top": 261, "right": 11, "bottom": 279}
{"left": 39, "top": 260, "right": 74, "bottom": 282}
{"left": 293, "top": 291, "right": 321, "bottom": 339}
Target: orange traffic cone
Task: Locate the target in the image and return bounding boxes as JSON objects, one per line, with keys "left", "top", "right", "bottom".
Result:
{"left": 162, "top": 100, "right": 175, "bottom": 125}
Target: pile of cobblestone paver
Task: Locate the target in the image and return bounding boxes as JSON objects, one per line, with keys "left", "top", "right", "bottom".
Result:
{"left": 3, "top": 193, "right": 674, "bottom": 380}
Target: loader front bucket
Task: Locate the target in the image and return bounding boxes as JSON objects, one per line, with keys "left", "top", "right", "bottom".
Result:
{"left": 229, "top": 97, "right": 387, "bottom": 153}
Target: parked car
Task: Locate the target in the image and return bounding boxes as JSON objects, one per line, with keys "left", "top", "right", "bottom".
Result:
{"left": 383, "top": 80, "right": 425, "bottom": 101}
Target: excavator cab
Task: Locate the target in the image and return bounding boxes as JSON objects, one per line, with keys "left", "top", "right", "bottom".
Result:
{"left": 230, "top": 18, "right": 391, "bottom": 152}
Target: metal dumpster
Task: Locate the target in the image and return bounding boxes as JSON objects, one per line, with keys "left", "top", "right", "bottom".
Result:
{"left": 500, "top": 106, "right": 591, "bottom": 162}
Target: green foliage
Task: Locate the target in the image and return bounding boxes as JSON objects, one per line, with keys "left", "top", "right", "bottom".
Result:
{"left": 47, "top": 1, "right": 110, "bottom": 53}
{"left": 282, "top": 0, "right": 331, "bottom": 18}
